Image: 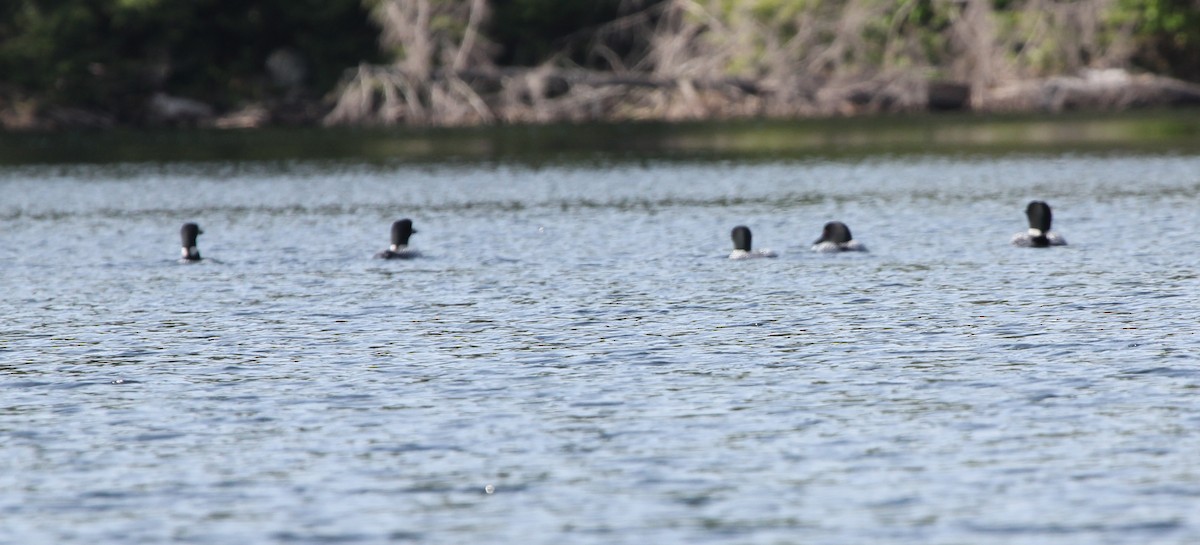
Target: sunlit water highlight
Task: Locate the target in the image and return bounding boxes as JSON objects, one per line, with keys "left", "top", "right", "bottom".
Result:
{"left": 3, "top": 153, "right": 1200, "bottom": 544}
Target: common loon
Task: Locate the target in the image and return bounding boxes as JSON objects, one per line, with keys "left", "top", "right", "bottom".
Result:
{"left": 728, "top": 225, "right": 777, "bottom": 259}
{"left": 1011, "top": 201, "right": 1067, "bottom": 247}
{"left": 375, "top": 219, "right": 421, "bottom": 259}
{"left": 812, "top": 221, "right": 866, "bottom": 252}
{"left": 180, "top": 223, "right": 202, "bottom": 262}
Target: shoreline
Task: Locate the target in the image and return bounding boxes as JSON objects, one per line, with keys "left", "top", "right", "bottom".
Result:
{"left": 2, "top": 108, "right": 1198, "bottom": 166}
{"left": 4, "top": 69, "right": 1200, "bottom": 133}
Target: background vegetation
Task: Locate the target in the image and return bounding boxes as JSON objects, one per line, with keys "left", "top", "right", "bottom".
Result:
{"left": 0, "top": 0, "right": 1197, "bottom": 128}
{"left": 0, "top": 0, "right": 382, "bottom": 123}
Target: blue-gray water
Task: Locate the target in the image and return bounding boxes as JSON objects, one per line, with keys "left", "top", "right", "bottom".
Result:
{"left": 3, "top": 152, "right": 1200, "bottom": 544}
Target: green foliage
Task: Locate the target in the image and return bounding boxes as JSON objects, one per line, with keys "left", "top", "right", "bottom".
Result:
{"left": 665, "top": 0, "right": 1200, "bottom": 81}
{"left": 0, "top": 0, "right": 381, "bottom": 118}
{"left": 697, "top": 0, "right": 944, "bottom": 76}
{"left": 1115, "top": 0, "right": 1200, "bottom": 80}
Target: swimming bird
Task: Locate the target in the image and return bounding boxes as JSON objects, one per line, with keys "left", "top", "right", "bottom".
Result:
{"left": 729, "top": 225, "right": 777, "bottom": 259}
{"left": 180, "top": 222, "right": 203, "bottom": 262}
{"left": 812, "top": 221, "right": 866, "bottom": 252}
{"left": 1011, "top": 201, "right": 1066, "bottom": 247}
{"left": 375, "top": 219, "right": 420, "bottom": 259}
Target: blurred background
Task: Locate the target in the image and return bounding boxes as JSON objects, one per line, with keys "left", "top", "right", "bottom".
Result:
{"left": 1, "top": 0, "right": 1198, "bottom": 130}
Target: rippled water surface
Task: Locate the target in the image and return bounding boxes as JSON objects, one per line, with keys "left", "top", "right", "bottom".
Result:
{"left": 3, "top": 129, "right": 1200, "bottom": 544}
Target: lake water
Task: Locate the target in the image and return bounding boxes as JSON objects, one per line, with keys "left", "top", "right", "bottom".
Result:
{"left": 3, "top": 116, "right": 1200, "bottom": 544}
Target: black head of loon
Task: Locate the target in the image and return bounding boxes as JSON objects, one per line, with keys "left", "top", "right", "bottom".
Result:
{"left": 1025, "top": 201, "right": 1053, "bottom": 248}
{"left": 815, "top": 221, "right": 853, "bottom": 245}
{"left": 376, "top": 219, "right": 420, "bottom": 259}
{"left": 728, "top": 225, "right": 777, "bottom": 259}
{"left": 1012, "top": 200, "right": 1066, "bottom": 247}
{"left": 812, "top": 220, "right": 865, "bottom": 252}
{"left": 731, "top": 225, "right": 752, "bottom": 251}
{"left": 390, "top": 219, "right": 417, "bottom": 249}
{"left": 180, "top": 222, "right": 202, "bottom": 261}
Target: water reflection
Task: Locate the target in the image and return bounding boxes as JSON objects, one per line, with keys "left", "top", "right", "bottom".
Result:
{"left": 1, "top": 110, "right": 1197, "bottom": 166}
